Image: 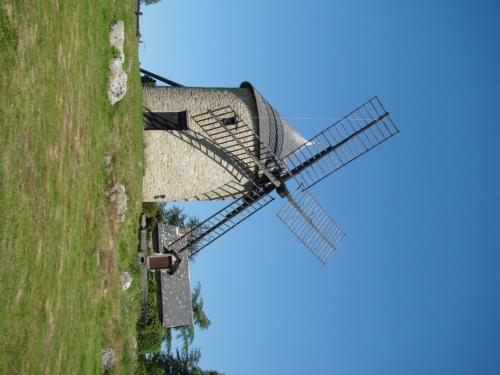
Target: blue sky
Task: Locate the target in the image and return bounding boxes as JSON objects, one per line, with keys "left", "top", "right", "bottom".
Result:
{"left": 139, "top": 1, "right": 500, "bottom": 374}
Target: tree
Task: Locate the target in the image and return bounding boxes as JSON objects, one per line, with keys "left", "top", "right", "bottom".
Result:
{"left": 163, "top": 205, "right": 188, "bottom": 227}
{"left": 176, "top": 326, "right": 195, "bottom": 355}
{"left": 165, "top": 349, "right": 202, "bottom": 375}
{"left": 191, "top": 282, "right": 211, "bottom": 330}
{"left": 141, "top": 0, "right": 162, "bottom": 5}
{"left": 137, "top": 349, "right": 225, "bottom": 375}
{"left": 175, "top": 282, "right": 211, "bottom": 353}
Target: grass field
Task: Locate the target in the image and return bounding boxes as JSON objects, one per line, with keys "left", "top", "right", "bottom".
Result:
{"left": 0, "top": 0, "right": 143, "bottom": 373}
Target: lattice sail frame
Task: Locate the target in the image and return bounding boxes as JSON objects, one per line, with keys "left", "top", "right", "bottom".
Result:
{"left": 285, "top": 96, "right": 399, "bottom": 190}
{"left": 173, "top": 189, "right": 275, "bottom": 259}
{"left": 277, "top": 190, "right": 345, "bottom": 264}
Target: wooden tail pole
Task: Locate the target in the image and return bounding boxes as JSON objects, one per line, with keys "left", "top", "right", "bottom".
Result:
{"left": 140, "top": 68, "right": 184, "bottom": 87}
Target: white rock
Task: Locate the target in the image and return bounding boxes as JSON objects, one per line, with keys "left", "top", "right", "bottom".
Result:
{"left": 109, "top": 21, "right": 124, "bottom": 50}
{"left": 120, "top": 272, "right": 133, "bottom": 291}
{"left": 101, "top": 348, "right": 115, "bottom": 371}
{"left": 107, "top": 20, "right": 127, "bottom": 105}
{"left": 112, "top": 183, "right": 126, "bottom": 194}
{"left": 109, "top": 58, "right": 122, "bottom": 75}
{"left": 108, "top": 69, "right": 128, "bottom": 106}
{"left": 108, "top": 183, "right": 128, "bottom": 222}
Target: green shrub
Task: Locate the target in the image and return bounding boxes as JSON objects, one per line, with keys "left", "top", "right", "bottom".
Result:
{"left": 136, "top": 324, "right": 163, "bottom": 355}
{"left": 111, "top": 46, "right": 121, "bottom": 59}
{"left": 136, "top": 270, "right": 165, "bottom": 355}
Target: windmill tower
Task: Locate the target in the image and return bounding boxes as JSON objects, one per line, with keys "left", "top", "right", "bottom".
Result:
{"left": 141, "top": 69, "right": 399, "bottom": 268}
{"left": 143, "top": 74, "right": 306, "bottom": 201}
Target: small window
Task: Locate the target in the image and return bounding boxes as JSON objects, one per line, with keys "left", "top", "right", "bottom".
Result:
{"left": 221, "top": 117, "right": 237, "bottom": 126}
{"left": 144, "top": 111, "right": 188, "bottom": 131}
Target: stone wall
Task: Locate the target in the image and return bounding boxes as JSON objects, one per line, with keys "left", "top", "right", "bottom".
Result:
{"left": 143, "top": 86, "right": 259, "bottom": 201}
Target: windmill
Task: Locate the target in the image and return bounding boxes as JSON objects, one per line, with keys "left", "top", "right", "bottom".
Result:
{"left": 147, "top": 88, "right": 399, "bottom": 269}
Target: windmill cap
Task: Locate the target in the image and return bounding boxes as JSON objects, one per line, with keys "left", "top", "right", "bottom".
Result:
{"left": 241, "top": 82, "right": 306, "bottom": 160}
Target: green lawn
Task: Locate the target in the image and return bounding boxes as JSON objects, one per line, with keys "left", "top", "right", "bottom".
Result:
{"left": 0, "top": 1, "right": 143, "bottom": 373}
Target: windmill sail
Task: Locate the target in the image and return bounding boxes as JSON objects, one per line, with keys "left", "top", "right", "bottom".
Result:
{"left": 285, "top": 96, "right": 399, "bottom": 190}
{"left": 277, "top": 189, "right": 345, "bottom": 264}
{"left": 164, "top": 97, "right": 398, "bottom": 269}
{"left": 170, "top": 189, "right": 275, "bottom": 258}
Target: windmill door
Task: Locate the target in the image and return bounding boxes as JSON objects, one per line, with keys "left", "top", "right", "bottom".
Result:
{"left": 148, "top": 254, "right": 172, "bottom": 270}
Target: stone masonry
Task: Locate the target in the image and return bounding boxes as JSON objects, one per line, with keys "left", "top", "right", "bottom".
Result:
{"left": 143, "top": 86, "right": 259, "bottom": 201}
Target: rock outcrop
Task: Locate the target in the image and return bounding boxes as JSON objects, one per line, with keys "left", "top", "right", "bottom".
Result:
{"left": 107, "top": 21, "right": 127, "bottom": 105}
{"left": 120, "top": 272, "right": 133, "bottom": 291}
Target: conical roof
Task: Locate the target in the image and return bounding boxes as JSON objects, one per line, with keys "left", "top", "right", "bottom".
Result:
{"left": 241, "top": 82, "right": 306, "bottom": 161}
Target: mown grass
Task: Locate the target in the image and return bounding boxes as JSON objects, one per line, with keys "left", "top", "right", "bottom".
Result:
{"left": 0, "top": 0, "right": 143, "bottom": 373}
